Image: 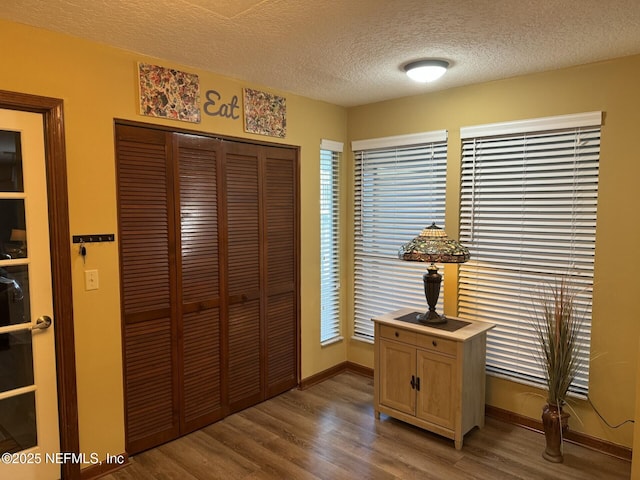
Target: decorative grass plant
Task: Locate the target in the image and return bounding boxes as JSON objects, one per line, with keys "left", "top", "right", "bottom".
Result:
{"left": 532, "top": 277, "right": 586, "bottom": 462}
{"left": 532, "top": 277, "right": 584, "bottom": 406}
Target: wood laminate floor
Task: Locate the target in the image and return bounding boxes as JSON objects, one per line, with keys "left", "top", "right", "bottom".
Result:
{"left": 101, "top": 372, "right": 631, "bottom": 480}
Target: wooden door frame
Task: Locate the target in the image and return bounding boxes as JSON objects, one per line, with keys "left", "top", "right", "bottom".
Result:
{"left": 0, "top": 90, "right": 79, "bottom": 479}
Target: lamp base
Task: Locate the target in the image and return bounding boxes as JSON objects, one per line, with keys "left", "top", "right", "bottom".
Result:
{"left": 417, "top": 311, "right": 447, "bottom": 325}
{"left": 419, "top": 264, "right": 447, "bottom": 325}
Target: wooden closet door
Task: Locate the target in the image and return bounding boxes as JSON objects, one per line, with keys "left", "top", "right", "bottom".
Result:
{"left": 223, "top": 142, "right": 262, "bottom": 412}
{"left": 116, "top": 125, "right": 179, "bottom": 454}
{"left": 175, "top": 134, "right": 223, "bottom": 432}
{"left": 117, "top": 123, "right": 299, "bottom": 453}
{"left": 264, "top": 146, "right": 298, "bottom": 396}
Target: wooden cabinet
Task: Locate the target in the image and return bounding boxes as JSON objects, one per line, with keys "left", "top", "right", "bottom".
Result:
{"left": 374, "top": 308, "right": 494, "bottom": 449}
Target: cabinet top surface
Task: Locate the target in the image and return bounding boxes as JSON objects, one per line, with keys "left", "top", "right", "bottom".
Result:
{"left": 373, "top": 308, "right": 495, "bottom": 341}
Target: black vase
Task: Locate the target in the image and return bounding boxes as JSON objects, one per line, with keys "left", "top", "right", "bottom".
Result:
{"left": 542, "top": 402, "right": 570, "bottom": 463}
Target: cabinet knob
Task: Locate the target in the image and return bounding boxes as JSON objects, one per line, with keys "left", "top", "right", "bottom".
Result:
{"left": 432, "top": 340, "right": 438, "bottom": 347}
{"left": 395, "top": 331, "right": 399, "bottom": 337}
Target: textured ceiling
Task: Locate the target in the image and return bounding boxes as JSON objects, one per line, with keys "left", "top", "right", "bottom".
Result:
{"left": 2, "top": 0, "right": 640, "bottom": 107}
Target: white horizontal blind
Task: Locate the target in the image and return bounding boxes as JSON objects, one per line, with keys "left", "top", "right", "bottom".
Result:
{"left": 458, "top": 113, "right": 601, "bottom": 396}
{"left": 353, "top": 132, "right": 447, "bottom": 341}
{"left": 320, "top": 144, "right": 342, "bottom": 344}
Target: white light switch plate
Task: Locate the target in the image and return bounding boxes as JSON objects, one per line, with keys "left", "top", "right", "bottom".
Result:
{"left": 85, "top": 269, "right": 99, "bottom": 291}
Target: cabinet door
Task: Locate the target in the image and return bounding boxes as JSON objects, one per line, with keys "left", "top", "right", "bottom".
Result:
{"left": 416, "top": 350, "right": 456, "bottom": 429}
{"left": 379, "top": 339, "right": 416, "bottom": 415}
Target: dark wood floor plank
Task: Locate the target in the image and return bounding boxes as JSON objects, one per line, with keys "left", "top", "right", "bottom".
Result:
{"left": 100, "top": 372, "right": 631, "bottom": 480}
{"left": 201, "top": 416, "right": 323, "bottom": 480}
{"left": 125, "top": 447, "right": 201, "bottom": 479}
{"left": 159, "top": 429, "right": 259, "bottom": 480}
{"left": 329, "top": 422, "right": 470, "bottom": 480}
{"left": 238, "top": 399, "right": 396, "bottom": 480}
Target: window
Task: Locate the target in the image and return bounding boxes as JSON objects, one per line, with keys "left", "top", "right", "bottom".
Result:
{"left": 353, "top": 131, "right": 448, "bottom": 341}
{"left": 458, "top": 111, "right": 602, "bottom": 396}
{"left": 320, "top": 140, "right": 342, "bottom": 344}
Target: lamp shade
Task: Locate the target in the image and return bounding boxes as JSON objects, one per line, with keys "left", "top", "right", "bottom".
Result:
{"left": 399, "top": 223, "right": 469, "bottom": 264}
{"left": 404, "top": 60, "right": 449, "bottom": 83}
{"left": 10, "top": 229, "right": 26, "bottom": 242}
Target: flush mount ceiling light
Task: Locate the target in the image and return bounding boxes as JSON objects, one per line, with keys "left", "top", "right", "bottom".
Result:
{"left": 404, "top": 59, "right": 449, "bottom": 83}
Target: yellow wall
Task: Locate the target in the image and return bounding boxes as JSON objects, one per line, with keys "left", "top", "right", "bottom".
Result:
{"left": 0, "top": 19, "right": 347, "bottom": 463}
{"left": 346, "top": 55, "right": 640, "bottom": 448}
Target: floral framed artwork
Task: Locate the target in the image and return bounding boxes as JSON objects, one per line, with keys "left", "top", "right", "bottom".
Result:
{"left": 138, "top": 63, "right": 201, "bottom": 123}
{"left": 243, "top": 88, "right": 286, "bottom": 138}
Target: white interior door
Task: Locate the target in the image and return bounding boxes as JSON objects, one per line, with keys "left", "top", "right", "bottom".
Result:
{"left": 0, "top": 109, "right": 61, "bottom": 479}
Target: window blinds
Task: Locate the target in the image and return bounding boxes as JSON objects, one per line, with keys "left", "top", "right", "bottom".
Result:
{"left": 353, "top": 131, "right": 448, "bottom": 341}
{"left": 320, "top": 141, "right": 342, "bottom": 344}
{"left": 458, "top": 112, "right": 601, "bottom": 396}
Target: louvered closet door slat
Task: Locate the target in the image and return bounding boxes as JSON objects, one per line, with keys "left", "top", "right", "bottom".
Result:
{"left": 178, "top": 135, "right": 220, "bottom": 302}
{"left": 176, "top": 133, "right": 223, "bottom": 431}
{"left": 124, "top": 319, "right": 177, "bottom": 453}
{"left": 227, "top": 301, "right": 262, "bottom": 410}
{"left": 266, "top": 291, "right": 296, "bottom": 395}
{"left": 182, "top": 310, "right": 221, "bottom": 426}
{"left": 265, "top": 155, "right": 295, "bottom": 289}
{"left": 117, "top": 127, "right": 172, "bottom": 318}
{"left": 225, "top": 148, "right": 260, "bottom": 297}
{"left": 265, "top": 149, "right": 297, "bottom": 395}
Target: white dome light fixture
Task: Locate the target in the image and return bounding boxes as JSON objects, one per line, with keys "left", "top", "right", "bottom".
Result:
{"left": 404, "top": 59, "right": 449, "bottom": 83}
